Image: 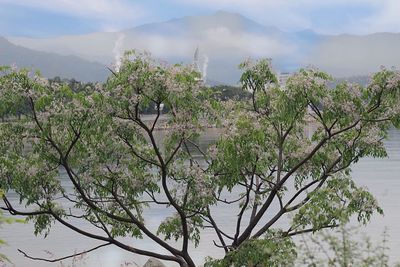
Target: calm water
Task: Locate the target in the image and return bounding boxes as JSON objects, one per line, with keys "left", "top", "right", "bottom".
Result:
{"left": 1, "top": 129, "right": 399, "bottom": 267}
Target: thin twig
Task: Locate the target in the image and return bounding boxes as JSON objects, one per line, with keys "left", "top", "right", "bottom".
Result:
{"left": 18, "top": 243, "right": 111, "bottom": 263}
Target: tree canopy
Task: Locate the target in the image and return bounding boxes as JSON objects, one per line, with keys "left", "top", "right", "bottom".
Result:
{"left": 1, "top": 52, "right": 400, "bottom": 266}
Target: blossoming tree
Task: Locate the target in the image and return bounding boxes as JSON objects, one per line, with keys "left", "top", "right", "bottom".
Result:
{"left": 0, "top": 53, "right": 400, "bottom": 266}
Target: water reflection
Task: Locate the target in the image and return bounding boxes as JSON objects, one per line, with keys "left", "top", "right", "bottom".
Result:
{"left": 1, "top": 129, "right": 399, "bottom": 266}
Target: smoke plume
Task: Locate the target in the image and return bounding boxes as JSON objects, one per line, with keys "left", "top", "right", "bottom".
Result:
{"left": 112, "top": 33, "right": 126, "bottom": 72}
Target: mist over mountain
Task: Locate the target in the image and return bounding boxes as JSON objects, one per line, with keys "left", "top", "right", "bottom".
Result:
{"left": 309, "top": 33, "right": 400, "bottom": 77}
{"left": 5, "top": 11, "right": 400, "bottom": 84}
{"left": 0, "top": 37, "right": 109, "bottom": 82}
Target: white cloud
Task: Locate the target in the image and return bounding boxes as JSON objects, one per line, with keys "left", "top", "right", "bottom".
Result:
{"left": 3, "top": 0, "right": 400, "bottom": 35}
{"left": 357, "top": 0, "right": 400, "bottom": 33}
{"left": 172, "top": 0, "right": 400, "bottom": 34}
{"left": 117, "top": 26, "right": 295, "bottom": 61}
{"left": 200, "top": 27, "right": 295, "bottom": 57}
{"left": 0, "top": 0, "right": 146, "bottom": 30}
{"left": 173, "top": 0, "right": 378, "bottom": 10}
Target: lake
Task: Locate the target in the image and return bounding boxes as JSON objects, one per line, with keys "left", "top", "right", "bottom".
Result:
{"left": 1, "top": 128, "right": 400, "bottom": 267}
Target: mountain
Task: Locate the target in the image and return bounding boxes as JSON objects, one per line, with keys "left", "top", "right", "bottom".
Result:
{"left": 7, "top": 11, "right": 300, "bottom": 84}
{"left": 6, "top": 11, "right": 400, "bottom": 84}
{"left": 131, "top": 11, "right": 282, "bottom": 36}
{"left": 0, "top": 37, "right": 109, "bottom": 82}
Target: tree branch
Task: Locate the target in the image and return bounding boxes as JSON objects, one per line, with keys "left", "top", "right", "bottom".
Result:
{"left": 18, "top": 243, "right": 111, "bottom": 263}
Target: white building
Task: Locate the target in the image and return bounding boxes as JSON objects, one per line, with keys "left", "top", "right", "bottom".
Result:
{"left": 277, "top": 72, "right": 291, "bottom": 88}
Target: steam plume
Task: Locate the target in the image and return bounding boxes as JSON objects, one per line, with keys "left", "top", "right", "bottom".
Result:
{"left": 113, "top": 33, "right": 126, "bottom": 72}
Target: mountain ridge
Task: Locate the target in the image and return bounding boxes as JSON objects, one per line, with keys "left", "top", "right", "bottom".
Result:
{"left": 0, "top": 36, "right": 109, "bottom": 82}
{"left": 4, "top": 11, "right": 400, "bottom": 84}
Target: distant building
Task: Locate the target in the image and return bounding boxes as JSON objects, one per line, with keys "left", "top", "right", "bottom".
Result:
{"left": 244, "top": 71, "right": 292, "bottom": 92}
{"left": 277, "top": 72, "right": 291, "bottom": 88}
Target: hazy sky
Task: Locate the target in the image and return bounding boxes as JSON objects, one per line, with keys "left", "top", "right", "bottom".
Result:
{"left": 1, "top": 0, "right": 400, "bottom": 37}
